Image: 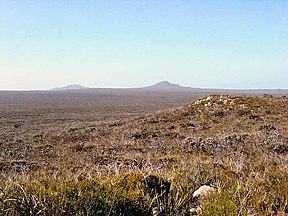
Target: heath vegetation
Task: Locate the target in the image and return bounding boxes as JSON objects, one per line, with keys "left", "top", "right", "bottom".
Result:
{"left": 0, "top": 93, "right": 288, "bottom": 215}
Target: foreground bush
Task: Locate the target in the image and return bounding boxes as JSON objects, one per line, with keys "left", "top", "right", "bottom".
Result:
{"left": 1, "top": 176, "right": 148, "bottom": 215}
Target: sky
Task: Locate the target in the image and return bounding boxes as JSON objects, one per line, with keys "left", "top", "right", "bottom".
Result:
{"left": 0, "top": 0, "right": 287, "bottom": 90}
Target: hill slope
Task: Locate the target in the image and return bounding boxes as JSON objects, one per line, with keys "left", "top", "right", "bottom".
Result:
{"left": 143, "top": 80, "right": 198, "bottom": 91}
{"left": 50, "top": 84, "right": 87, "bottom": 91}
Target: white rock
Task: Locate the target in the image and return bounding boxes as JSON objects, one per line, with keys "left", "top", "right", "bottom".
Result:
{"left": 205, "top": 96, "right": 212, "bottom": 101}
{"left": 193, "top": 185, "right": 216, "bottom": 200}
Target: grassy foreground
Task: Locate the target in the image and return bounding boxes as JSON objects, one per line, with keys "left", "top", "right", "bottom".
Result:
{"left": 1, "top": 95, "right": 288, "bottom": 215}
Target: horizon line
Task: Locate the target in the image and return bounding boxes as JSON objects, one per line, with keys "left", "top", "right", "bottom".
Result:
{"left": 0, "top": 81, "right": 288, "bottom": 91}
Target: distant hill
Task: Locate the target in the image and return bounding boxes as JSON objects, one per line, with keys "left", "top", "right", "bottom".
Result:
{"left": 50, "top": 84, "right": 87, "bottom": 91}
{"left": 46, "top": 82, "right": 288, "bottom": 96}
{"left": 144, "top": 81, "right": 197, "bottom": 91}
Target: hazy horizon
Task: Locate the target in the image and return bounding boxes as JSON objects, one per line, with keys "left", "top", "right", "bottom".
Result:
{"left": 1, "top": 80, "right": 288, "bottom": 91}
{"left": 1, "top": 1, "right": 288, "bottom": 90}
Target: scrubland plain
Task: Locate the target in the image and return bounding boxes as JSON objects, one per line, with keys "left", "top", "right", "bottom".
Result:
{"left": 0, "top": 88, "right": 288, "bottom": 215}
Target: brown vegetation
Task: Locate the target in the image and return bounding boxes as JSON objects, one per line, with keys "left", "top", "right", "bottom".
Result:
{"left": 0, "top": 92, "right": 288, "bottom": 215}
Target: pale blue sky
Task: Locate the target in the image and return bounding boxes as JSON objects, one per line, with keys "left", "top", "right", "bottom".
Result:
{"left": 0, "top": 0, "right": 287, "bottom": 90}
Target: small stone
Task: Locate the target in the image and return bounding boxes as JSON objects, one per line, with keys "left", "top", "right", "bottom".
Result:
{"left": 193, "top": 185, "right": 216, "bottom": 200}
